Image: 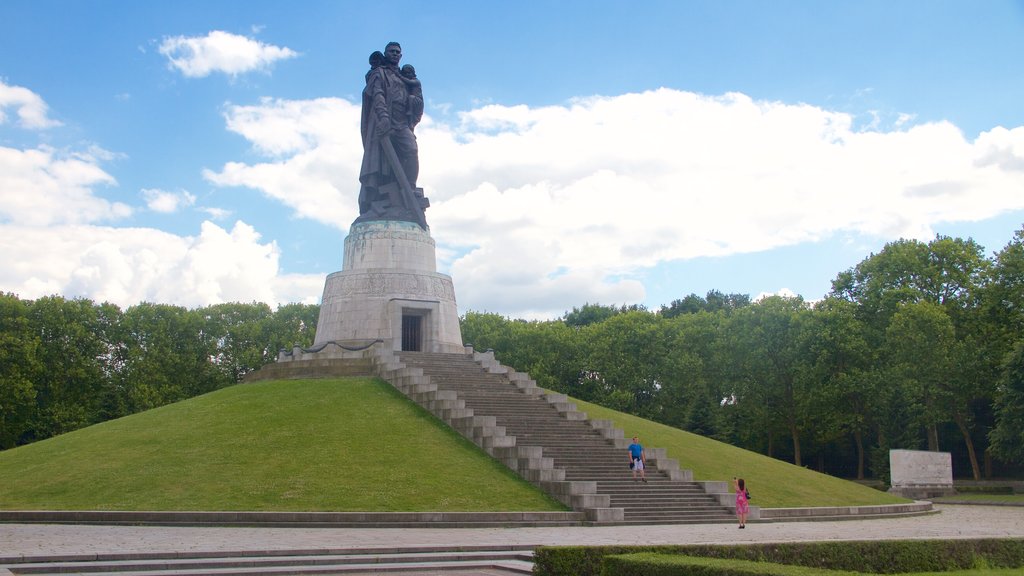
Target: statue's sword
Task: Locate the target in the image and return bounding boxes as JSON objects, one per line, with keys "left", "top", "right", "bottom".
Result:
{"left": 380, "top": 134, "right": 428, "bottom": 230}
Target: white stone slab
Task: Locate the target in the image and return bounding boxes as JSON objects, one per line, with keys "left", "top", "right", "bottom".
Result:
{"left": 890, "top": 449, "right": 953, "bottom": 488}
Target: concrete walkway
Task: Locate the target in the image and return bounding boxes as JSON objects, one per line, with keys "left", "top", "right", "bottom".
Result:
{"left": 1, "top": 505, "right": 1022, "bottom": 561}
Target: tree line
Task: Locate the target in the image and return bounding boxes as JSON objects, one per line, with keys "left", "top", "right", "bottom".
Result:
{"left": 2, "top": 230, "right": 1023, "bottom": 482}
{"left": 0, "top": 298, "right": 317, "bottom": 449}
{"left": 460, "top": 232, "right": 1024, "bottom": 480}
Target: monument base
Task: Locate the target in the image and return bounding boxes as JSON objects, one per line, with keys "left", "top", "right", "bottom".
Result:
{"left": 313, "top": 221, "right": 463, "bottom": 354}
{"left": 888, "top": 449, "right": 957, "bottom": 500}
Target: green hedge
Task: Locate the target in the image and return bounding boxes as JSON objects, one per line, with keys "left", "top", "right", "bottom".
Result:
{"left": 601, "top": 553, "right": 861, "bottom": 576}
{"left": 532, "top": 539, "right": 1024, "bottom": 576}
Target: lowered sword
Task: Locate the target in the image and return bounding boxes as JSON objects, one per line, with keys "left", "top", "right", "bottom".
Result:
{"left": 379, "top": 133, "right": 428, "bottom": 230}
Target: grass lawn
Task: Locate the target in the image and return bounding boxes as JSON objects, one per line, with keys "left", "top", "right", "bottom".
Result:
{"left": 569, "top": 396, "right": 910, "bottom": 508}
{"left": 0, "top": 375, "right": 917, "bottom": 512}
{"left": 0, "top": 378, "right": 567, "bottom": 512}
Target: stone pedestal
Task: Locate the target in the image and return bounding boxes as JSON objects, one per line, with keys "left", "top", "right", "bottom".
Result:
{"left": 888, "top": 449, "right": 956, "bottom": 499}
{"left": 314, "top": 220, "right": 463, "bottom": 353}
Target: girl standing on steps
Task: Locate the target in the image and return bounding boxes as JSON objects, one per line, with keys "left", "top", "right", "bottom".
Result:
{"left": 627, "top": 436, "right": 646, "bottom": 483}
{"left": 734, "top": 477, "right": 749, "bottom": 528}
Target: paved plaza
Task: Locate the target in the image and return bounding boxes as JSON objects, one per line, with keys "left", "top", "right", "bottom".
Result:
{"left": 1, "top": 505, "right": 1021, "bottom": 560}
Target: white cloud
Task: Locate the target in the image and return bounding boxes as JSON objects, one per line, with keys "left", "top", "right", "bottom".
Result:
{"left": 200, "top": 206, "right": 232, "bottom": 220}
{"left": 0, "top": 145, "right": 130, "bottom": 225}
{"left": 158, "top": 30, "right": 298, "bottom": 78}
{"left": 6, "top": 87, "right": 1024, "bottom": 319}
{"left": 202, "top": 88, "right": 1024, "bottom": 318}
{"left": 142, "top": 188, "right": 196, "bottom": 213}
{"left": 202, "top": 97, "right": 360, "bottom": 224}
{"left": 0, "top": 80, "right": 61, "bottom": 129}
{"left": 0, "top": 221, "right": 323, "bottom": 309}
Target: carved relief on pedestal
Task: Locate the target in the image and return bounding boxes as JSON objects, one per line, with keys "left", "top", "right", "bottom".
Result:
{"left": 329, "top": 271, "right": 456, "bottom": 303}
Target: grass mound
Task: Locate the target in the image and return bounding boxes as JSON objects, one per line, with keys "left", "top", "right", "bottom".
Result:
{"left": 0, "top": 378, "right": 567, "bottom": 512}
{"left": 570, "top": 396, "right": 909, "bottom": 508}
{"left": 0, "top": 375, "right": 910, "bottom": 512}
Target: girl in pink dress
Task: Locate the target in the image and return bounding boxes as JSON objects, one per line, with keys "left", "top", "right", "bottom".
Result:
{"left": 734, "top": 477, "right": 749, "bottom": 528}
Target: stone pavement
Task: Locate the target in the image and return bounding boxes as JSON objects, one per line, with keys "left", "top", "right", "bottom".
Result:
{"left": 1, "top": 505, "right": 1021, "bottom": 559}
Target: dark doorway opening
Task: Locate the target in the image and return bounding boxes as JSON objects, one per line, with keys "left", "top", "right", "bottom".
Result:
{"left": 402, "top": 314, "right": 422, "bottom": 351}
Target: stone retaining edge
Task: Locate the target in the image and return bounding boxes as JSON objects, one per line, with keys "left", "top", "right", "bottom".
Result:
{"left": 0, "top": 510, "right": 584, "bottom": 527}
{"left": 0, "top": 543, "right": 538, "bottom": 566}
{"left": 758, "top": 500, "right": 934, "bottom": 521}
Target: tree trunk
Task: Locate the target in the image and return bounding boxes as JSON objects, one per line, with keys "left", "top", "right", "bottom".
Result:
{"left": 854, "top": 429, "right": 865, "bottom": 480}
{"left": 954, "top": 414, "right": 981, "bottom": 481}
{"left": 790, "top": 423, "right": 802, "bottom": 467}
{"left": 927, "top": 424, "right": 939, "bottom": 451}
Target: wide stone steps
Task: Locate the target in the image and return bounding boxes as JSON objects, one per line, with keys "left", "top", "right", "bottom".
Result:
{"left": 393, "top": 351, "right": 734, "bottom": 525}
{"left": 1, "top": 547, "right": 536, "bottom": 575}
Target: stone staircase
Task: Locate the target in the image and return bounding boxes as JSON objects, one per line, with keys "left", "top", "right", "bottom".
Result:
{"left": 380, "top": 350, "right": 735, "bottom": 525}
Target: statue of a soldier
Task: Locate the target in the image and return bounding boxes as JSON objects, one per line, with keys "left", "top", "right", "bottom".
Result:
{"left": 355, "top": 42, "right": 428, "bottom": 228}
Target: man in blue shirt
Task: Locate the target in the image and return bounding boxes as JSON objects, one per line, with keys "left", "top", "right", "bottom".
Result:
{"left": 628, "top": 436, "right": 647, "bottom": 483}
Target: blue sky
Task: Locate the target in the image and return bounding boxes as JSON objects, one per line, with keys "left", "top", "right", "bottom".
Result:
{"left": 2, "top": 0, "right": 1024, "bottom": 319}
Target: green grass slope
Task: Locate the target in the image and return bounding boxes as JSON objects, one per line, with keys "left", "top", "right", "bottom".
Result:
{"left": 570, "top": 396, "right": 910, "bottom": 508}
{"left": 0, "top": 378, "right": 567, "bottom": 512}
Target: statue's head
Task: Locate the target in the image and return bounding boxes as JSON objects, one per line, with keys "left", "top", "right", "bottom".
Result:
{"left": 368, "top": 51, "right": 385, "bottom": 68}
{"left": 384, "top": 42, "right": 402, "bottom": 65}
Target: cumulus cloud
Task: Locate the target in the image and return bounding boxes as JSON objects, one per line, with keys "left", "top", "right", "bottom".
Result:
{"left": 158, "top": 30, "right": 298, "bottom": 78}
{"left": 0, "top": 221, "right": 323, "bottom": 309}
{"left": 200, "top": 88, "right": 1024, "bottom": 317}
{"left": 142, "top": 188, "right": 196, "bottom": 213}
{"left": 0, "top": 80, "right": 61, "bottom": 128}
{"left": 0, "top": 145, "right": 130, "bottom": 225}
{"left": 7, "top": 86, "right": 1024, "bottom": 318}
{"left": 203, "top": 97, "right": 359, "bottom": 225}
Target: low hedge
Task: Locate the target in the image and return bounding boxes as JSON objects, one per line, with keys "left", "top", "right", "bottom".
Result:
{"left": 532, "top": 539, "right": 1024, "bottom": 576}
{"left": 601, "top": 553, "right": 861, "bottom": 576}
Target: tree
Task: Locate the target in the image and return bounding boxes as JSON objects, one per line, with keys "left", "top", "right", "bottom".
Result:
{"left": 113, "top": 303, "right": 227, "bottom": 414}
{"left": 262, "top": 303, "right": 319, "bottom": 358}
{"left": 203, "top": 302, "right": 274, "bottom": 382}
{"left": 25, "top": 296, "right": 111, "bottom": 440}
{"left": 728, "top": 296, "right": 815, "bottom": 466}
{"left": 989, "top": 341, "right": 1024, "bottom": 464}
{"left": 0, "top": 293, "right": 40, "bottom": 448}
{"left": 660, "top": 290, "right": 751, "bottom": 318}
{"left": 807, "top": 297, "right": 880, "bottom": 479}
{"left": 885, "top": 301, "right": 954, "bottom": 450}
{"left": 985, "top": 227, "right": 1024, "bottom": 464}
{"left": 832, "top": 235, "right": 993, "bottom": 479}
{"left": 563, "top": 303, "right": 622, "bottom": 327}
{"left": 578, "top": 310, "right": 674, "bottom": 420}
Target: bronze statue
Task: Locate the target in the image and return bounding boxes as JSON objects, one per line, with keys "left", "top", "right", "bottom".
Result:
{"left": 355, "top": 42, "right": 428, "bottom": 229}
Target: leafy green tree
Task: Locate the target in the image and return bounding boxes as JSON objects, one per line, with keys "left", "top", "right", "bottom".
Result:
{"left": 989, "top": 341, "right": 1024, "bottom": 464}
{"left": 25, "top": 296, "right": 112, "bottom": 439}
{"left": 832, "top": 235, "right": 993, "bottom": 478}
{"left": 985, "top": 227, "right": 1024, "bottom": 464}
{"left": 0, "top": 293, "right": 40, "bottom": 448}
{"left": 562, "top": 303, "right": 621, "bottom": 327}
{"left": 660, "top": 290, "right": 751, "bottom": 318}
{"left": 113, "top": 303, "right": 227, "bottom": 414}
{"left": 262, "top": 303, "right": 319, "bottom": 358}
{"left": 202, "top": 302, "right": 274, "bottom": 382}
{"left": 461, "top": 311, "right": 514, "bottom": 356}
{"left": 578, "top": 310, "right": 675, "bottom": 420}
{"left": 728, "top": 296, "right": 814, "bottom": 465}
{"left": 668, "top": 311, "right": 736, "bottom": 441}
{"left": 885, "top": 301, "right": 954, "bottom": 451}
{"left": 806, "top": 297, "right": 880, "bottom": 479}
